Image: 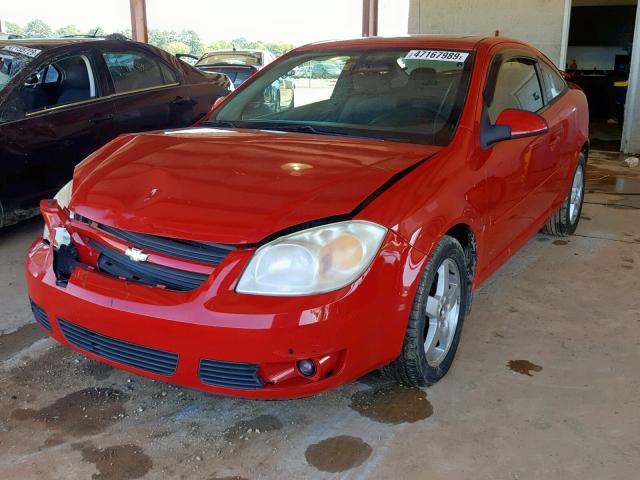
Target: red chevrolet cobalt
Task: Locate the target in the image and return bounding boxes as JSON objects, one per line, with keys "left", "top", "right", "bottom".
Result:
{"left": 26, "top": 36, "right": 588, "bottom": 398}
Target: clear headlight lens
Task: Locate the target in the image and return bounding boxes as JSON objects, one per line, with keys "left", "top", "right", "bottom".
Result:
{"left": 43, "top": 180, "right": 73, "bottom": 242}
{"left": 236, "top": 220, "right": 387, "bottom": 296}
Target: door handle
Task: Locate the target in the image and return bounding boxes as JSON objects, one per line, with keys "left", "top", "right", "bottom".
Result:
{"left": 90, "top": 114, "right": 114, "bottom": 124}
{"left": 171, "top": 96, "right": 192, "bottom": 106}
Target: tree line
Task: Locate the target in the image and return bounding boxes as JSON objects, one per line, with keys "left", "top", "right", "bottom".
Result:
{"left": 4, "top": 19, "right": 295, "bottom": 57}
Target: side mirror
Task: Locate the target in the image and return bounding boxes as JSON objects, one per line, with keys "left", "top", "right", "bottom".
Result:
{"left": 481, "top": 108, "right": 548, "bottom": 148}
{"left": 496, "top": 109, "right": 548, "bottom": 138}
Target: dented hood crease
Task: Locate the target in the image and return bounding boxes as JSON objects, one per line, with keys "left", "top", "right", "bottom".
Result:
{"left": 70, "top": 128, "right": 439, "bottom": 244}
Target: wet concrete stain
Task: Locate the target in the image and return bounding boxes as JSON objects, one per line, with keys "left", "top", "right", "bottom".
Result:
{"left": 509, "top": 306, "right": 519, "bottom": 313}
{"left": 0, "top": 323, "right": 45, "bottom": 362}
{"left": 12, "top": 345, "right": 76, "bottom": 384}
{"left": 621, "top": 256, "right": 634, "bottom": 263}
{"left": 621, "top": 264, "right": 634, "bottom": 270}
{"left": 507, "top": 360, "right": 543, "bottom": 377}
{"left": 208, "top": 477, "right": 249, "bottom": 480}
{"left": 582, "top": 215, "right": 592, "bottom": 221}
{"left": 74, "top": 442, "right": 152, "bottom": 480}
{"left": 224, "top": 414, "right": 282, "bottom": 442}
{"left": 552, "top": 240, "right": 569, "bottom": 246}
{"left": 350, "top": 384, "right": 433, "bottom": 424}
{"left": 83, "top": 360, "right": 114, "bottom": 381}
{"left": 305, "top": 435, "right": 372, "bottom": 473}
{"left": 11, "top": 388, "right": 129, "bottom": 436}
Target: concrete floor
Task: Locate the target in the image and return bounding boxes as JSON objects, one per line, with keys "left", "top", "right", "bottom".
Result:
{"left": 1, "top": 151, "right": 639, "bottom": 480}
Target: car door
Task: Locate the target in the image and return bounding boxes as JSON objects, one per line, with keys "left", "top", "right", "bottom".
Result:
{"left": 98, "top": 47, "right": 196, "bottom": 134}
{"left": 0, "top": 47, "right": 116, "bottom": 216}
{"left": 536, "top": 59, "right": 576, "bottom": 206}
{"left": 480, "top": 52, "right": 552, "bottom": 261}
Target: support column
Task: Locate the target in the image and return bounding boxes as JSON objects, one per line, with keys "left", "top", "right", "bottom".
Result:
{"left": 130, "top": 0, "right": 148, "bottom": 43}
{"left": 362, "top": 0, "right": 379, "bottom": 37}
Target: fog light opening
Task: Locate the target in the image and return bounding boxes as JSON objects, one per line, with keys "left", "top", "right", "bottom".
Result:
{"left": 297, "top": 359, "right": 316, "bottom": 377}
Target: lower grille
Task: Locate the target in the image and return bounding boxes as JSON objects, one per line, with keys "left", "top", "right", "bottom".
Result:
{"left": 30, "top": 300, "right": 51, "bottom": 331}
{"left": 59, "top": 319, "right": 178, "bottom": 375}
{"left": 198, "top": 359, "right": 264, "bottom": 390}
{"left": 89, "top": 239, "right": 209, "bottom": 292}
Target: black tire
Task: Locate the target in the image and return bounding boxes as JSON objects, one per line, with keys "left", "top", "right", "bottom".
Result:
{"left": 382, "top": 235, "right": 471, "bottom": 387}
{"left": 542, "top": 153, "right": 586, "bottom": 237}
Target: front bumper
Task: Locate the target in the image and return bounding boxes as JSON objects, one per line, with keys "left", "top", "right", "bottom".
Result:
{"left": 26, "top": 227, "right": 425, "bottom": 399}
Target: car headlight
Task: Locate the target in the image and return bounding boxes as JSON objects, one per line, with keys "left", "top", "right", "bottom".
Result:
{"left": 43, "top": 180, "right": 73, "bottom": 242}
{"left": 236, "top": 220, "right": 387, "bottom": 296}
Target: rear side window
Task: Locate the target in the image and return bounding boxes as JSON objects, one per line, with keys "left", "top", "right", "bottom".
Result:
{"left": 488, "top": 58, "right": 543, "bottom": 123}
{"left": 539, "top": 61, "right": 566, "bottom": 102}
{"left": 102, "top": 51, "right": 177, "bottom": 94}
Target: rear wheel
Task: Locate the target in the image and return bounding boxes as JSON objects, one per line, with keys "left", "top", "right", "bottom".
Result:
{"left": 382, "top": 235, "right": 471, "bottom": 387}
{"left": 542, "top": 153, "right": 586, "bottom": 237}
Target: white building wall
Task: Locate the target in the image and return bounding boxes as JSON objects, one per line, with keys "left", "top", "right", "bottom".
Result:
{"left": 408, "top": 0, "right": 567, "bottom": 66}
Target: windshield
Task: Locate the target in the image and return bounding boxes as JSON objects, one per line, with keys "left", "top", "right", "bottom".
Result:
{"left": 209, "top": 47, "right": 474, "bottom": 145}
{"left": 0, "top": 49, "right": 34, "bottom": 92}
{"left": 197, "top": 51, "right": 262, "bottom": 67}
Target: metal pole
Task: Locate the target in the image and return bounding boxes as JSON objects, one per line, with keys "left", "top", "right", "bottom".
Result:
{"left": 362, "top": 0, "right": 379, "bottom": 37}
{"left": 130, "top": 0, "right": 149, "bottom": 43}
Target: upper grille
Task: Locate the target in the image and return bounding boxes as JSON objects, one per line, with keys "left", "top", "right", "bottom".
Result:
{"left": 198, "top": 358, "right": 264, "bottom": 390}
{"left": 30, "top": 300, "right": 51, "bottom": 332}
{"left": 59, "top": 318, "right": 179, "bottom": 375}
{"left": 99, "top": 224, "right": 234, "bottom": 266}
{"left": 89, "top": 239, "right": 209, "bottom": 292}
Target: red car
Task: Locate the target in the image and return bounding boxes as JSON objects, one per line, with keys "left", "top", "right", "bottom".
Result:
{"left": 26, "top": 36, "right": 588, "bottom": 399}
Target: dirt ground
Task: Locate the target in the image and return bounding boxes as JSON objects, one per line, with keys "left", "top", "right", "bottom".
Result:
{"left": 1, "top": 151, "right": 639, "bottom": 480}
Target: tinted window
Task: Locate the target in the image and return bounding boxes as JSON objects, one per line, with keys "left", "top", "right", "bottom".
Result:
{"left": 18, "top": 55, "right": 95, "bottom": 113}
{"left": 488, "top": 58, "right": 543, "bottom": 123}
{"left": 539, "top": 61, "right": 566, "bottom": 102}
{"left": 103, "top": 51, "right": 176, "bottom": 94}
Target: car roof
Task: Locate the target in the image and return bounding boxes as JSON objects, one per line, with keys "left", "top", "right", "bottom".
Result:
{"left": 0, "top": 38, "right": 103, "bottom": 50}
{"left": 202, "top": 49, "right": 270, "bottom": 55}
{"left": 294, "top": 35, "right": 528, "bottom": 52}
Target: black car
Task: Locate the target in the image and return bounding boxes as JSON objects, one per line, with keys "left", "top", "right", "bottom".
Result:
{"left": 0, "top": 38, "right": 232, "bottom": 227}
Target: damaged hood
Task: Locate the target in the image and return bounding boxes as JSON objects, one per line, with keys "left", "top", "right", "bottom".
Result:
{"left": 71, "top": 128, "right": 438, "bottom": 244}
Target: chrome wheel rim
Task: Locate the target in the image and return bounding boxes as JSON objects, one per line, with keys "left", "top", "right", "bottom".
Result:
{"left": 569, "top": 164, "right": 584, "bottom": 224}
{"left": 424, "top": 258, "right": 461, "bottom": 367}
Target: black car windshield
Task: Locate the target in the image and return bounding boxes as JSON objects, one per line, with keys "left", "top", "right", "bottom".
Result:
{"left": 209, "top": 47, "right": 474, "bottom": 145}
{"left": 0, "top": 47, "right": 38, "bottom": 93}
{"left": 197, "top": 51, "right": 262, "bottom": 67}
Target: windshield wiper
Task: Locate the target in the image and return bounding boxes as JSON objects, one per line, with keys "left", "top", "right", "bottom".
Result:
{"left": 201, "top": 120, "right": 239, "bottom": 128}
{"left": 252, "top": 122, "right": 371, "bottom": 139}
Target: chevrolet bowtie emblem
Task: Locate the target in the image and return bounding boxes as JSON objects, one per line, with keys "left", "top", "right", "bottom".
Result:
{"left": 125, "top": 247, "right": 149, "bottom": 262}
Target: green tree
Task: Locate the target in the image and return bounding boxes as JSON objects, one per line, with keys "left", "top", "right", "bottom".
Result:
{"left": 164, "top": 41, "right": 190, "bottom": 55}
{"left": 24, "top": 19, "right": 52, "bottom": 38}
{"left": 87, "top": 26, "right": 105, "bottom": 37}
{"left": 55, "top": 25, "right": 82, "bottom": 37}
{"left": 5, "top": 21, "right": 25, "bottom": 36}
{"left": 178, "top": 29, "right": 203, "bottom": 55}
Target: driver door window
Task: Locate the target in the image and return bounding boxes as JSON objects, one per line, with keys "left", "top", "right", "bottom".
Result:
{"left": 488, "top": 58, "right": 543, "bottom": 123}
{"left": 18, "top": 54, "right": 96, "bottom": 114}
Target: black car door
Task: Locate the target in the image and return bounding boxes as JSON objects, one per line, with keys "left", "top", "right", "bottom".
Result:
{"left": 0, "top": 47, "right": 116, "bottom": 222}
{"left": 97, "top": 46, "right": 198, "bottom": 134}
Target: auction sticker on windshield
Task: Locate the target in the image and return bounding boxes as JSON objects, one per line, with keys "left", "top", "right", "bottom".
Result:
{"left": 2, "top": 45, "right": 42, "bottom": 58}
{"left": 406, "top": 50, "right": 469, "bottom": 62}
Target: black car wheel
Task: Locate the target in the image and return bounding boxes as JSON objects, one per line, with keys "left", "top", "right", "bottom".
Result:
{"left": 542, "top": 153, "right": 586, "bottom": 237}
{"left": 382, "top": 235, "right": 471, "bottom": 387}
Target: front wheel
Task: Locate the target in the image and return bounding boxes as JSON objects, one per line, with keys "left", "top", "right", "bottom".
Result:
{"left": 542, "top": 153, "right": 586, "bottom": 237}
{"left": 382, "top": 235, "right": 471, "bottom": 387}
